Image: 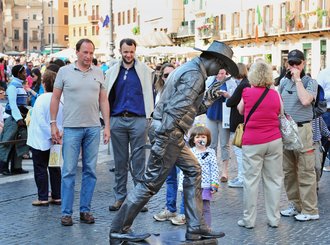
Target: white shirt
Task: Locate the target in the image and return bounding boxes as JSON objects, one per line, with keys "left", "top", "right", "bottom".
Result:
{"left": 317, "top": 67, "right": 330, "bottom": 108}
{"left": 27, "top": 93, "right": 63, "bottom": 151}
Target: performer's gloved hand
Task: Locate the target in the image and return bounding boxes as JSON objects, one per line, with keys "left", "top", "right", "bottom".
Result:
{"left": 150, "top": 134, "right": 167, "bottom": 158}
{"left": 203, "top": 87, "right": 222, "bottom": 107}
{"left": 17, "top": 119, "right": 26, "bottom": 128}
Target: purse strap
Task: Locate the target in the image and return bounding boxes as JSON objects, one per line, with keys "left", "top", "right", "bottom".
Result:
{"left": 244, "top": 88, "right": 269, "bottom": 130}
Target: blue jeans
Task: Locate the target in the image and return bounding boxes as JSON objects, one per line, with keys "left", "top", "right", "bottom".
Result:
{"left": 166, "top": 166, "right": 178, "bottom": 212}
{"left": 61, "top": 127, "right": 100, "bottom": 216}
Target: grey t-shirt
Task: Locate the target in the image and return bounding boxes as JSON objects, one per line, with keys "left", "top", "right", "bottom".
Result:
{"left": 54, "top": 63, "right": 105, "bottom": 127}
{"left": 278, "top": 75, "right": 318, "bottom": 122}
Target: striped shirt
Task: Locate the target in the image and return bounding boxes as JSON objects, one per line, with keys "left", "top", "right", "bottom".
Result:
{"left": 312, "top": 116, "right": 330, "bottom": 142}
{"left": 278, "top": 75, "right": 318, "bottom": 123}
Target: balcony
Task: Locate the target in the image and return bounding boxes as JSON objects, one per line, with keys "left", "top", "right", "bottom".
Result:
{"left": 198, "top": 28, "right": 215, "bottom": 39}
{"left": 88, "top": 15, "right": 99, "bottom": 23}
{"left": 177, "top": 26, "right": 195, "bottom": 38}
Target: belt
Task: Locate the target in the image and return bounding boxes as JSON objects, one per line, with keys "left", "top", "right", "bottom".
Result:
{"left": 297, "top": 121, "right": 310, "bottom": 127}
{"left": 114, "top": 111, "right": 142, "bottom": 117}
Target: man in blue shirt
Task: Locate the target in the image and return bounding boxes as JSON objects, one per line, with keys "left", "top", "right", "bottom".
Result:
{"left": 105, "top": 38, "right": 154, "bottom": 212}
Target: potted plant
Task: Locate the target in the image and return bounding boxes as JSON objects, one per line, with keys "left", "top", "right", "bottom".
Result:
{"left": 316, "top": 7, "right": 327, "bottom": 28}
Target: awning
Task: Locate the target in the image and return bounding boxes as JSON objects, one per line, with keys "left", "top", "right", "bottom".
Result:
{"left": 134, "top": 32, "right": 174, "bottom": 47}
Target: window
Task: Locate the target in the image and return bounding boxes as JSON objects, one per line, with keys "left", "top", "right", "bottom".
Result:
{"left": 84, "top": 27, "right": 87, "bottom": 36}
{"left": 64, "top": 35, "right": 69, "bottom": 41}
{"left": 133, "top": 8, "right": 137, "bottom": 22}
{"left": 92, "top": 26, "right": 95, "bottom": 36}
{"left": 246, "top": 9, "right": 255, "bottom": 35}
{"left": 79, "top": 27, "right": 81, "bottom": 36}
{"left": 14, "top": 30, "right": 19, "bottom": 40}
{"left": 32, "top": 30, "right": 38, "bottom": 40}
{"left": 33, "top": 14, "right": 37, "bottom": 20}
{"left": 263, "top": 5, "right": 273, "bottom": 33}
{"left": 64, "top": 15, "right": 68, "bottom": 25}
{"left": 73, "top": 27, "right": 76, "bottom": 37}
{"left": 84, "top": 4, "right": 87, "bottom": 16}
{"left": 127, "top": 10, "right": 131, "bottom": 24}
{"left": 220, "top": 14, "right": 226, "bottom": 30}
{"left": 73, "top": 5, "right": 76, "bottom": 17}
{"left": 15, "top": 13, "right": 19, "bottom": 19}
{"left": 122, "top": 11, "right": 125, "bottom": 25}
{"left": 33, "top": 46, "right": 37, "bottom": 50}
{"left": 48, "top": 33, "right": 54, "bottom": 43}
{"left": 64, "top": 2, "right": 68, "bottom": 8}
{"left": 79, "top": 4, "right": 81, "bottom": 16}
{"left": 96, "top": 5, "right": 99, "bottom": 18}
{"left": 48, "top": 17, "right": 54, "bottom": 24}
{"left": 118, "top": 12, "right": 121, "bottom": 25}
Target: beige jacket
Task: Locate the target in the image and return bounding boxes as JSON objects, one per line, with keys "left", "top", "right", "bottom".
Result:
{"left": 105, "top": 58, "right": 154, "bottom": 118}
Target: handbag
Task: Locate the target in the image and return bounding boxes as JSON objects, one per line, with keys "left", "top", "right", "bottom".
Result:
{"left": 279, "top": 113, "right": 303, "bottom": 150}
{"left": 232, "top": 88, "right": 270, "bottom": 148}
{"left": 49, "top": 144, "right": 63, "bottom": 167}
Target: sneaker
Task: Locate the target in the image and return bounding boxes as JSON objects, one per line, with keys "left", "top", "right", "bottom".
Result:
{"left": 61, "top": 216, "right": 73, "bottom": 226}
{"left": 323, "top": 166, "right": 330, "bottom": 172}
{"left": 228, "top": 178, "right": 243, "bottom": 188}
{"left": 153, "top": 209, "right": 176, "bottom": 221}
{"left": 295, "top": 213, "right": 319, "bottom": 221}
{"left": 170, "top": 214, "right": 186, "bottom": 225}
{"left": 237, "top": 219, "right": 254, "bottom": 229}
{"left": 109, "top": 200, "right": 123, "bottom": 211}
{"left": 280, "top": 203, "right": 299, "bottom": 217}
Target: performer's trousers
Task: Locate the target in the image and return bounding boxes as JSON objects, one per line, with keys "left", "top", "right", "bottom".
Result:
{"left": 110, "top": 125, "right": 206, "bottom": 233}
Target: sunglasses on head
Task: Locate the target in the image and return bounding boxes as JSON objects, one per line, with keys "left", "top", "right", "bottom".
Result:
{"left": 163, "top": 73, "right": 170, "bottom": 78}
{"left": 288, "top": 60, "right": 302, "bottom": 66}
{"left": 19, "top": 66, "right": 25, "bottom": 73}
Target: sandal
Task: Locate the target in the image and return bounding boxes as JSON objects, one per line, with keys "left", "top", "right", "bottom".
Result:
{"left": 32, "top": 200, "right": 49, "bottom": 206}
{"left": 49, "top": 199, "right": 61, "bottom": 205}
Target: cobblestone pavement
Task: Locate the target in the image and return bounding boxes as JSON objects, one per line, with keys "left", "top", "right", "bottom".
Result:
{"left": 1, "top": 139, "right": 330, "bottom": 245}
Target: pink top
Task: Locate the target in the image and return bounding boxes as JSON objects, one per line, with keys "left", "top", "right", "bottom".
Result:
{"left": 242, "top": 87, "right": 281, "bottom": 145}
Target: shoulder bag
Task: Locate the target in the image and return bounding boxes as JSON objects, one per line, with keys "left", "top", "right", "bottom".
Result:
{"left": 232, "top": 88, "right": 269, "bottom": 148}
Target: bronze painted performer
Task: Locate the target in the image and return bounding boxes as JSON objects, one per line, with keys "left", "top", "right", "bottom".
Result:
{"left": 109, "top": 41, "right": 239, "bottom": 244}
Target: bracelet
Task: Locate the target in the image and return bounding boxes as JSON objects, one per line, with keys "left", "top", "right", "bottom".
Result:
{"left": 50, "top": 120, "right": 57, "bottom": 124}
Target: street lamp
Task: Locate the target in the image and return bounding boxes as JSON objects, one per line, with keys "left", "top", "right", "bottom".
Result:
{"left": 26, "top": 4, "right": 31, "bottom": 56}
{"left": 49, "top": 0, "right": 53, "bottom": 54}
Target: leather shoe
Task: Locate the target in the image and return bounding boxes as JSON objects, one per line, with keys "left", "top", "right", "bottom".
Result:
{"left": 109, "top": 200, "right": 123, "bottom": 211}
{"left": 80, "top": 212, "right": 95, "bottom": 224}
{"left": 61, "top": 216, "right": 73, "bottom": 226}
{"left": 186, "top": 227, "right": 225, "bottom": 240}
{"left": 1, "top": 169, "right": 11, "bottom": 175}
{"left": 109, "top": 231, "right": 151, "bottom": 242}
{"left": 11, "top": 168, "right": 29, "bottom": 175}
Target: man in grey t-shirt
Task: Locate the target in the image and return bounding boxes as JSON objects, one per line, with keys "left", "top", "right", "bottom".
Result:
{"left": 50, "top": 38, "right": 110, "bottom": 226}
{"left": 278, "top": 49, "right": 319, "bottom": 222}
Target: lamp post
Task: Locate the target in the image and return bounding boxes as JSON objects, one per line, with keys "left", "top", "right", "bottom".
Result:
{"left": 49, "top": 0, "right": 53, "bottom": 54}
{"left": 26, "top": 4, "right": 31, "bottom": 56}
{"left": 109, "top": 0, "right": 114, "bottom": 58}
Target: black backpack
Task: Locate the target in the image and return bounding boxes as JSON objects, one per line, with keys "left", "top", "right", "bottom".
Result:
{"left": 314, "top": 84, "right": 327, "bottom": 118}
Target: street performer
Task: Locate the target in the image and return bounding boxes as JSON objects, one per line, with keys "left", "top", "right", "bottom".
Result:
{"left": 109, "top": 41, "right": 239, "bottom": 244}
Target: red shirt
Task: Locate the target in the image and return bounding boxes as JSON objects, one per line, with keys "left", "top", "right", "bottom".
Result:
{"left": 242, "top": 87, "right": 281, "bottom": 145}
{"left": 0, "top": 64, "right": 4, "bottom": 81}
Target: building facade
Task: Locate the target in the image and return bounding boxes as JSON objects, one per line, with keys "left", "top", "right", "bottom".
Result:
{"left": 2, "top": 0, "right": 68, "bottom": 54}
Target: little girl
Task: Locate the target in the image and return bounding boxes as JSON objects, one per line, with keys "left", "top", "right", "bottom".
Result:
{"left": 176, "top": 125, "right": 220, "bottom": 227}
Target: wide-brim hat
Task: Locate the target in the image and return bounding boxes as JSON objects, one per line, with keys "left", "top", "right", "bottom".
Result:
{"left": 194, "top": 41, "right": 238, "bottom": 76}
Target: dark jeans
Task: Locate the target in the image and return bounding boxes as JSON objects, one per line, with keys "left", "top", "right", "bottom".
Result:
{"left": 31, "top": 148, "right": 61, "bottom": 201}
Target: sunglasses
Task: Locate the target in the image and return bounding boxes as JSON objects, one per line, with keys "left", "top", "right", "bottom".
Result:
{"left": 163, "top": 73, "right": 170, "bottom": 78}
{"left": 288, "top": 60, "right": 302, "bottom": 66}
{"left": 19, "top": 66, "right": 25, "bottom": 73}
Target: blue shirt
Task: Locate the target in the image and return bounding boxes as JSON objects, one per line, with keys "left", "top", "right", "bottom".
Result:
{"left": 206, "top": 81, "right": 227, "bottom": 121}
{"left": 111, "top": 65, "right": 146, "bottom": 116}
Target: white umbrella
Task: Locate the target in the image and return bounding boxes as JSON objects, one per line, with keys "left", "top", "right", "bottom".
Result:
{"left": 49, "top": 48, "right": 77, "bottom": 60}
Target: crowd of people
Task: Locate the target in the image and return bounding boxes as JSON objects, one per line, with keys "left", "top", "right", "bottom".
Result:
{"left": 1, "top": 38, "right": 330, "bottom": 244}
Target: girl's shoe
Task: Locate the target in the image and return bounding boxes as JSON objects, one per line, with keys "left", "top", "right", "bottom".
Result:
{"left": 49, "top": 199, "right": 61, "bottom": 205}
